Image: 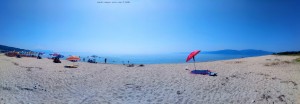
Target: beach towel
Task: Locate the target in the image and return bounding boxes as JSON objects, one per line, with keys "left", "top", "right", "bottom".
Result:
{"left": 191, "top": 70, "right": 218, "bottom": 76}
{"left": 64, "top": 65, "right": 78, "bottom": 68}
{"left": 191, "top": 70, "right": 210, "bottom": 75}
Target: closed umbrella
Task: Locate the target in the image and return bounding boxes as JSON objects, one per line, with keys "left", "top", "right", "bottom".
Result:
{"left": 186, "top": 50, "right": 201, "bottom": 70}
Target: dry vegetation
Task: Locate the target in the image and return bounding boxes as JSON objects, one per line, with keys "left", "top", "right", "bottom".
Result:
{"left": 295, "top": 58, "right": 300, "bottom": 62}
{"left": 264, "top": 60, "right": 292, "bottom": 66}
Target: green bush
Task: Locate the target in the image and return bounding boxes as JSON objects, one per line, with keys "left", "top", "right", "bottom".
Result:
{"left": 274, "top": 51, "right": 300, "bottom": 56}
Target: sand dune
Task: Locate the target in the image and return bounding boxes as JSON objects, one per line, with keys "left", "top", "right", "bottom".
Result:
{"left": 0, "top": 54, "right": 300, "bottom": 104}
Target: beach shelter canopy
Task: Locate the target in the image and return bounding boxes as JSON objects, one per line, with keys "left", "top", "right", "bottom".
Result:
{"left": 186, "top": 50, "right": 201, "bottom": 62}
{"left": 67, "top": 56, "right": 80, "bottom": 61}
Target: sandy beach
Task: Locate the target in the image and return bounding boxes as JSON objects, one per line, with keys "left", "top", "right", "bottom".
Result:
{"left": 0, "top": 53, "right": 300, "bottom": 104}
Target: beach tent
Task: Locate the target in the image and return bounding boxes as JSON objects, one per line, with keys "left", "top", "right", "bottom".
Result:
{"left": 186, "top": 50, "right": 201, "bottom": 70}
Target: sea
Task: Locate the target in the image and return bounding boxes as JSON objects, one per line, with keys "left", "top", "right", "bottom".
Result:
{"left": 42, "top": 52, "right": 268, "bottom": 64}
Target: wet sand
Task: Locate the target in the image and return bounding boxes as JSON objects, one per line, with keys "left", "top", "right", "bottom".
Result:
{"left": 0, "top": 54, "right": 300, "bottom": 104}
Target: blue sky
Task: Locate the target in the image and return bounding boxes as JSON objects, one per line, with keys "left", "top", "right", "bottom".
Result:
{"left": 0, "top": 0, "right": 299, "bottom": 54}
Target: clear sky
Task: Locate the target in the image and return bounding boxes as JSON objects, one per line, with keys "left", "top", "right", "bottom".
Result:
{"left": 0, "top": 0, "right": 299, "bottom": 54}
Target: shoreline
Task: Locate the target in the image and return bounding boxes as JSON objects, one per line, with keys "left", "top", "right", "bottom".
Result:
{"left": 15, "top": 53, "right": 274, "bottom": 65}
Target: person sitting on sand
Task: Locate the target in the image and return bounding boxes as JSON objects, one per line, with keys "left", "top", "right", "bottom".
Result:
{"left": 53, "top": 57, "right": 61, "bottom": 63}
{"left": 16, "top": 54, "right": 21, "bottom": 58}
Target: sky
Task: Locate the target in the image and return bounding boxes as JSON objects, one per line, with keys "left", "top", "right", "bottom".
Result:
{"left": 0, "top": 0, "right": 299, "bottom": 54}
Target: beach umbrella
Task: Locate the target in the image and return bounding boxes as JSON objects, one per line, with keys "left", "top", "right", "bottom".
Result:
{"left": 56, "top": 55, "right": 64, "bottom": 58}
{"left": 67, "top": 56, "right": 80, "bottom": 65}
{"left": 52, "top": 53, "right": 60, "bottom": 56}
{"left": 67, "top": 56, "right": 80, "bottom": 61}
{"left": 50, "top": 53, "right": 64, "bottom": 58}
{"left": 186, "top": 50, "right": 201, "bottom": 70}
{"left": 91, "top": 55, "right": 98, "bottom": 58}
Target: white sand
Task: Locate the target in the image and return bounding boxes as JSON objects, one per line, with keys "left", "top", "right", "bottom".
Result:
{"left": 0, "top": 54, "right": 300, "bottom": 104}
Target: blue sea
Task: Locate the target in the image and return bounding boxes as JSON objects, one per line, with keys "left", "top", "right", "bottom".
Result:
{"left": 44, "top": 53, "right": 268, "bottom": 64}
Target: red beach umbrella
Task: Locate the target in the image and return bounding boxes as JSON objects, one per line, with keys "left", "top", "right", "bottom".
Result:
{"left": 186, "top": 50, "right": 200, "bottom": 62}
{"left": 186, "top": 50, "right": 201, "bottom": 70}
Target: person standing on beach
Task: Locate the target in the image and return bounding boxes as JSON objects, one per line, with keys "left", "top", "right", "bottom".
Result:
{"left": 104, "top": 58, "right": 107, "bottom": 64}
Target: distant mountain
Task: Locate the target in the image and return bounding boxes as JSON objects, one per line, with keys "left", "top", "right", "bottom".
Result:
{"left": 177, "top": 49, "right": 273, "bottom": 55}
{"left": 0, "top": 44, "right": 31, "bottom": 53}
{"left": 204, "top": 49, "right": 273, "bottom": 55}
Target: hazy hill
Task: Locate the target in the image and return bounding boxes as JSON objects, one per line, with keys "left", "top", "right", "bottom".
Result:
{"left": 0, "top": 45, "right": 31, "bottom": 53}
{"left": 203, "top": 49, "right": 273, "bottom": 55}
{"left": 178, "top": 49, "right": 273, "bottom": 55}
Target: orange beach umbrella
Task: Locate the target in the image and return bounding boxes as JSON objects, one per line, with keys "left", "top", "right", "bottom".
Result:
{"left": 67, "top": 56, "right": 80, "bottom": 61}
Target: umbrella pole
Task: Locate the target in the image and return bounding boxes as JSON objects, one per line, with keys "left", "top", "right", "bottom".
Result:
{"left": 193, "top": 57, "right": 196, "bottom": 70}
